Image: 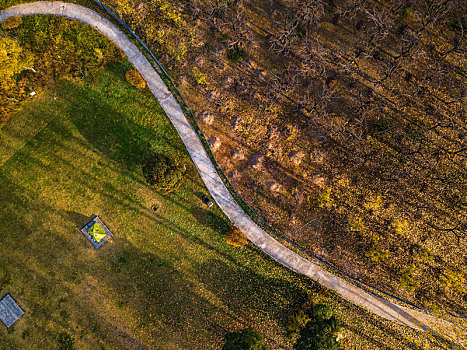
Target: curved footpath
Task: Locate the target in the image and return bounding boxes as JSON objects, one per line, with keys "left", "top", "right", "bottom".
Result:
{"left": 1, "top": 2, "right": 465, "bottom": 345}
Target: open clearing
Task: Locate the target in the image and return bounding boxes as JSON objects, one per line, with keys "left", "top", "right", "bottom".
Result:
{"left": 0, "top": 63, "right": 314, "bottom": 349}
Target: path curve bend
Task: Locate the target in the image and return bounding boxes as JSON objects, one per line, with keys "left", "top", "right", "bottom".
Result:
{"left": 1, "top": 2, "right": 465, "bottom": 345}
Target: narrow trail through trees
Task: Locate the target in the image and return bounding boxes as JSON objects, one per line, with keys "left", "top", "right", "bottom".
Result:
{"left": 1, "top": 2, "right": 465, "bottom": 346}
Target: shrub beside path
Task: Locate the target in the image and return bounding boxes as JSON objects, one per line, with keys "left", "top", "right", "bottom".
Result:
{"left": 1, "top": 2, "right": 465, "bottom": 345}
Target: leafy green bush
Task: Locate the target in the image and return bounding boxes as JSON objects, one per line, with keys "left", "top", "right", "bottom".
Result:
{"left": 399, "top": 264, "right": 418, "bottom": 292}
{"left": 392, "top": 219, "right": 409, "bottom": 236}
{"left": 286, "top": 309, "right": 310, "bottom": 342}
{"left": 57, "top": 332, "right": 74, "bottom": 350}
{"left": 441, "top": 270, "right": 465, "bottom": 293}
{"left": 318, "top": 188, "right": 333, "bottom": 208}
{"left": 192, "top": 66, "right": 209, "bottom": 85}
{"left": 348, "top": 216, "right": 365, "bottom": 232}
{"left": 222, "top": 328, "right": 267, "bottom": 350}
{"left": 142, "top": 153, "right": 185, "bottom": 193}
{"left": 313, "top": 304, "right": 333, "bottom": 321}
{"left": 294, "top": 304, "right": 342, "bottom": 350}
{"left": 366, "top": 244, "right": 390, "bottom": 262}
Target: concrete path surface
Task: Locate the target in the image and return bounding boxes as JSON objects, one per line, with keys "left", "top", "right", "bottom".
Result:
{"left": 1, "top": 2, "right": 465, "bottom": 346}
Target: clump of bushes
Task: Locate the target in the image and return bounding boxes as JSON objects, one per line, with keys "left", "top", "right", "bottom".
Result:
{"left": 57, "top": 331, "right": 74, "bottom": 350}
{"left": 225, "top": 226, "right": 248, "bottom": 247}
{"left": 392, "top": 219, "right": 409, "bottom": 236}
{"left": 142, "top": 153, "right": 185, "bottom": 193}
{"left": 192, "top": 66, "right": 209, "bottom": 85}
{"left": 294, "top": 303, "right": 342, "bottom": 350}
{"left": 286, "top": 300, "right": 342, "bottom": 349}
{"left": 222, "top": 328, "right": 267, "bottom": 350}
{"left": 366, "top": 244, "right": 390, "bottom": 262}
{"left": 441, "top": 270, "right": 465, "bottom": 293}
{"left": 286, "top": 309, "right": 311, "bottom": 343}
{"left": 1, "top": 16, "right": 23, "bottom": 30}
{"left": 317, "top": 188, "right": 333, "bottom": 208}
{"left": 399, "top": 264, "right": 418, "bottom": 292}
{"left": 125, "top": 69, "right": 146, "bottom": 90}
{"left": 348, "top": 216, "right": 365, "bottom": 232}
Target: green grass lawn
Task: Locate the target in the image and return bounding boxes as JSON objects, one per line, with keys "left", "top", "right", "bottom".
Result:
{"left": 0, "top": 62, "right": 317, "bottom": 349}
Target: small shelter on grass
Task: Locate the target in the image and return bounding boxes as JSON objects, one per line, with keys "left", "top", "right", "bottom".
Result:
{"left": 0, "top": 294, "right": 24, "bottom": 328}
{"left": 80, "top": 216, "right": 113, "bottom": 249}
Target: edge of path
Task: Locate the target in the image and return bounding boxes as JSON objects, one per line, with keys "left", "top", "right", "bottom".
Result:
{"left": 1, "top": 2, "right": 465, "bottom": 346}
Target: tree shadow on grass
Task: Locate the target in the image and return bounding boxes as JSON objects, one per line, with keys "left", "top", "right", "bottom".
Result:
{"left": 55, "top": 79, "right": 153, "bottom": 169}
{"left": 53, "top": 72, "right": 191, "bottom": 173}
{"left": 64, "top": 211, "right": 93, "bottom": 230}
{"left": 97, "top": 237, "right": 243, "bottom": 349}
{"left": 195, "top": 258, "right": 311, "bottom": 347}
{"left": 191, "top": 206, "right": 231, "bottom": 234}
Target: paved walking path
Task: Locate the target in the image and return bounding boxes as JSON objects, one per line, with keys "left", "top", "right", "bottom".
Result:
{"left": 1, "top": 2, "right": 465, "bottom": 345}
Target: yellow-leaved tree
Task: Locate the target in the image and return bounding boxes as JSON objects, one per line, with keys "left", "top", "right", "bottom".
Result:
{"left": 0, "top": 35, "right": 33, "bottom": 89}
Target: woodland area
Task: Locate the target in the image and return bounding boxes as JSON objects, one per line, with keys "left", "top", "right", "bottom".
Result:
{"left": 94, "top": 0, "right": 467, "bottom": 316}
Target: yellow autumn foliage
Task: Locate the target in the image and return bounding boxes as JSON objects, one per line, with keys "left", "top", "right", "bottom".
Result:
{"left": 0, "top": 35, "right": 33, "bottom": 89}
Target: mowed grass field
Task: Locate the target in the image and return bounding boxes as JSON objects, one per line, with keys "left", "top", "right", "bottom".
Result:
{"left": 0, "top": 62, "right": 314, "bottom": 349}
